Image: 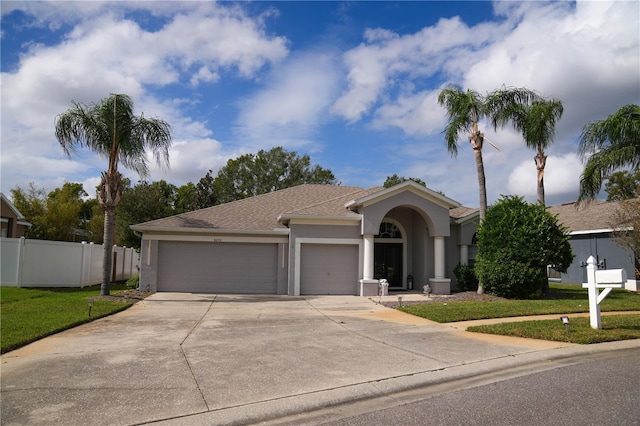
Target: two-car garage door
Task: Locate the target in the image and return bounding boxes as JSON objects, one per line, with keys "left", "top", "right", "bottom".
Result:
{"left": 157, "top": 241, "right": 278, "bottom": 293}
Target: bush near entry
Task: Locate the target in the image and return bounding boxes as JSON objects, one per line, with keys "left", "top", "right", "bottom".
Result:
{"left": 453, "top": 263, "right": 479, "bottom": 292}
{"left": 475, "top": 196, "right": 574, "bottom": 299}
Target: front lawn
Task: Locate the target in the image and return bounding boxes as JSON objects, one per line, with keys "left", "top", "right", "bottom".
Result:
{"left": 398, "top": 284, "right": 640, "bottom": 344}
{"left": 468, "top": 314, "right": 640, "bottom": 344}
{"left": 398, "top": 284, "right": 640, "bottom": 323}
{"left": 1, "top": 284, "right": 136, "bottom": 354}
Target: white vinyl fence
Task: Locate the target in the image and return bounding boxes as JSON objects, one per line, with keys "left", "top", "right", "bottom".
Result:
{"left": 1, "top": 237, "right": 139, "bottom": 288}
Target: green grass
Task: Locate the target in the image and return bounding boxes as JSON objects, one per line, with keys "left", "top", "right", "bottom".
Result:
{"left": 398, "top": 284, "right": 640, "bottom": 323}
{"left": 468, "top": 315, "right": 640, "bottom": 344}
{"left": 1, "top": 284, "right": 133, "bottom": 354}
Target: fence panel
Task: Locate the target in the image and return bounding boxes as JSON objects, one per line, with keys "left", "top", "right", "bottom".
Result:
{"left": 22, "top": 240, "right": 84, "bottom": 287}
{"left": 0, "top": 237, "right": 138, "bottom": 288}
{"left": 1, "top": 238, "right": 22, "bottom": 286}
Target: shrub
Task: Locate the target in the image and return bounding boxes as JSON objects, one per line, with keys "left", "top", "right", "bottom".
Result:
{"left": 453, "top": 263, "right": 479, "bottom": 292}
{"left": 475, "top": 196, "right": 574, "bottom": 299}
{"left": 126, "top": 275, "right": 139, "bottom": 290}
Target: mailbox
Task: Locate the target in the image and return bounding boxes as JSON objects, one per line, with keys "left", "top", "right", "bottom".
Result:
{"left": 595, "top": 269, "right": 627, "bottom": 285}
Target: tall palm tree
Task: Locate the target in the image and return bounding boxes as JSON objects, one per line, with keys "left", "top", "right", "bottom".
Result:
{"left": 438, "top": 87, "right": 489, "bottom": 221}
{"left": 438, "top": 86, "right": 537, "bottom": 294}
{"left": 490, "top": 92, "right": 563, "bottom": 206}
{"left": 55, "top": 94, "right": 172, "bottom": 295}
{"left": 578, "top": 104, "right": 640, "bottom": 201}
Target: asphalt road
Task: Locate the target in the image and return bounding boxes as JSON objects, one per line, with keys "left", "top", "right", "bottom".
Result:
{"left": 271, "top": 348, "right": 640, "bottom": 426}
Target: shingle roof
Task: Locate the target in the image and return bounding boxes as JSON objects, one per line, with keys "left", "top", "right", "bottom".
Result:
{"left": 547, "top": 200, "right": 622, "bottom": 233}
{"left": 133, "top": 185, "right": 370, "bottom": 231}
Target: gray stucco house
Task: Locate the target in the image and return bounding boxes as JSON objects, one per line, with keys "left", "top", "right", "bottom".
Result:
{"left": 131, "top": 181, "right": 479, "bottom": 296}
{"left": 548, "top": 200, "right": 638, "bottom": 291}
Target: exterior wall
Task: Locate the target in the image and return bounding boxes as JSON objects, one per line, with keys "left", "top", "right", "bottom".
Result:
{"left": 361, "top": 191, "right": 451, "bottom": 237}
{"left": 561, "top": 232, "right": 637, "bottom": 285}
{"left": 1, "top": 198, "right": 29, "bottom": 238}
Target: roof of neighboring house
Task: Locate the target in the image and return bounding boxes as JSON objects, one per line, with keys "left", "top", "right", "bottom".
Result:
{"left": 547, "top": 200, "right": 622, "bottom": 233}
{"left": 1, "top": 193, "right": 26, "bottom": 220}
{"left": 132, "top": 184, "right": 476, "bottom": 232}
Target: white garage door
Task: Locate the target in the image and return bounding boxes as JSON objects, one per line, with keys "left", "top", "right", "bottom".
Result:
{"left": 300, "top": 244, "right": 358, "bottom": 295}
{"left": 157, "top": 241, "right": 278, "bottom": 293}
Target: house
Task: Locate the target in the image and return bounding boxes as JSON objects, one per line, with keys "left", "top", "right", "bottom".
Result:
{"left": 547, "top": 200, "right": 638, "bottom": 290}
{"left": 131, "top": 181, "right": 479, "bottom": 296}
{"left": 1, "top": 193, "right": 32, "bottom": 238}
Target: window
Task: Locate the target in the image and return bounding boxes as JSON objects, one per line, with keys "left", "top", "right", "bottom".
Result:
{"left": 378, "top": 222, "right": 402, "bottom": 239}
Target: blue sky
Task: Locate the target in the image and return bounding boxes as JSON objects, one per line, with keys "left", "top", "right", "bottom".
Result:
{"left": 1, "top": 1, "right": 639, "bottom": 208}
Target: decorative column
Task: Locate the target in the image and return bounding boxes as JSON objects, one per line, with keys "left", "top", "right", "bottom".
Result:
{"left": 429, "top": 236, "right": 451, "bottom": 294}
{"left": 434, "top": 236, "right": 445, "bottom": 279}
{"left": 363, "top": 234, "right": 374, "bottom": 280}
{"left": 460, "top": 244, "right": 469, "bottom": 266}
{"left": 359, "top": 234, "right": 378, "bottom": 296}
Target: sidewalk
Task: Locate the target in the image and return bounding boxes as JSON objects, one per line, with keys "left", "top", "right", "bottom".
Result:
{"left": 1, "top": 293, "right": 638, "bottom": 425}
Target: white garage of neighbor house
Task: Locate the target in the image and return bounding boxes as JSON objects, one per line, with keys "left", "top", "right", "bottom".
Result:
{"left": 131, "top": 181, "right": 479, "bottom": 296}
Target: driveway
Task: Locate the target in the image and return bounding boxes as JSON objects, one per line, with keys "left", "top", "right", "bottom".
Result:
{"left": 1, "top": 293, "right": 629, "bottom": 425}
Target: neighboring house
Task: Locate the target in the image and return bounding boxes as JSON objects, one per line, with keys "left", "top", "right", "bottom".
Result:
{"left": 548, "top": 200, "right": 638, "bottom": 290}
{"left": 1, "top": 193, "right": 32, "bottom": 238}
{"left": 131, "top": 181, "right": 479, "bottom": 296}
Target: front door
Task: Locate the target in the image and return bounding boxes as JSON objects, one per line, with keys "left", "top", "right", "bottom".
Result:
{"left": 374, "top": 243, "right": 403, "bottom": 288}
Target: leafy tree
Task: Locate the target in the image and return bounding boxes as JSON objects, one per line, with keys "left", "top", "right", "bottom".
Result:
{"left": 10, "top": 183, "right": 47, "bottom": 239}
{"left": 10, "top": 182, "right": 91, "bottom": 242}
{"left": 491, "top": 92, "right": 563, "bottom": 206}
{"left": 611, "top": 198, "right": 640, "bottom": 279}
{"left": 175, "top": 182, "right": 200, "bottom": 213}
{"left": 195, "top": 170, "right": 217, "bottom": 208}
{"left": 474, "top": 196, "right": 573, "bottom": 298}
{"left": 383, "top": 174, "right": 426, "bottom": 188}
{"left": 45, "top": 182, "right": 87, "bottom": 241}
{"left": 578, "top": 104, "right": 640, "bottom": 201}
{"left": 116, "top": 180, "right": 177, "bottom": 248}
{"left": 55, "top": 93, "right": 173, "bottom": 295}
{"left": 604, "top": 170, "right": 640, "bottom": 201}
{"left": 214, "top": 147, "right": 337, "bottom": 204}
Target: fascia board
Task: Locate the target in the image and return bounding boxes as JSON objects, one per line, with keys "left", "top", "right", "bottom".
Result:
{"left": 345, "top": 181, "right": 460, "bottom": 209}
{"left": 277, "top": 214, "right": 362, "bottom": 226}
{"left": 129, "top": 224, "right": 290, "bottom": 236}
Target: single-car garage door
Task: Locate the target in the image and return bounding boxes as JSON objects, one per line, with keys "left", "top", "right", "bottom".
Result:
{"left": 300, "top": 244, "right": 358, "bottom": 295}
{"left": 157, "top": 241, "right": 278, "bottom": 293}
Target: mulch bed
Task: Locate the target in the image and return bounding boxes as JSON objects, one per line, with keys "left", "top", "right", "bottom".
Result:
{"left": 90, "top": 289, "right": 152, "bottom": 304}
{"left": 381, "top": 291, "right": 507, "bottom": 308}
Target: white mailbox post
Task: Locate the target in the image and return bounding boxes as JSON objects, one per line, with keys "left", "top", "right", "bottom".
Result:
{"left": 582, "top": 256, "right": 627, "bottom": 329}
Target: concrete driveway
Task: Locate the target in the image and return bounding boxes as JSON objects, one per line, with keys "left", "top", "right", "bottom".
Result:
{"left": 1, "top": 293, "right": 633, "bottom": 425}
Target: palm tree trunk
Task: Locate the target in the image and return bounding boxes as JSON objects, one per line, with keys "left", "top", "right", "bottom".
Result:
{"left": 97, "top": 170, "right": 123, "bottom": 296}
{"left": 535, "top": 150, "right": 547, "bottom": 206}
{"left": 101, "top": 207, "right": 115, "bottom": 296}
{"left": 470, "top": 130, "right": 486, "bottom": 295}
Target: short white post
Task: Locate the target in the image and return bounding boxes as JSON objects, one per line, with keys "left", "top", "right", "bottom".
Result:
{"left": 584, "top": 256, "right": 601, "bottom": 329}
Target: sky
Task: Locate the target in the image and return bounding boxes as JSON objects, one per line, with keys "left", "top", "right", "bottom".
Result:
{"left": 1, "top": 1, "right": 639, "bottom": 209}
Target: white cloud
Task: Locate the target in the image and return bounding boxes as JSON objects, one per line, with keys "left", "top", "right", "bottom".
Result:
{"left": 1, "top": 2, "right": 290, "bottom": 194}
{"left": 234, "top": 50, "right": 341, "bottom": 151}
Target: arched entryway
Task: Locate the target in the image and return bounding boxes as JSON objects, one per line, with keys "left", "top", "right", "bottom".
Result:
{"left": 374, "top": 219, "right": 406, "bottom": 289}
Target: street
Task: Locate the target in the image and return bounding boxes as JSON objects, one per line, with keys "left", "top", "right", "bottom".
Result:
{"left": 270, "top": 348, "right": 640, "bottom": 426}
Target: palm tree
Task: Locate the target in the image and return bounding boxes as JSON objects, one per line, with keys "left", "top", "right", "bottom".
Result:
{"left": 438, "top": 87, "right": 489, "bottom": 222}
{"left": 438, "top": 86, "right": 538, "bottom": 294}
{"left": 55, "top": 94, "right": 172, "bottom": 295}
{"left": 490, "top": 92, "right": 563, "bottom": 206}
{"left": 578, "top": 104, "right": 640, "bottom": 201}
